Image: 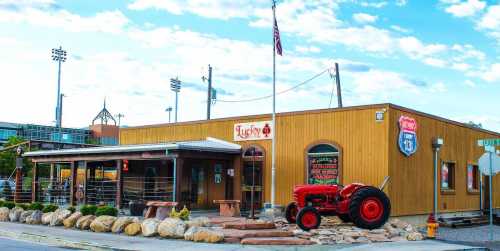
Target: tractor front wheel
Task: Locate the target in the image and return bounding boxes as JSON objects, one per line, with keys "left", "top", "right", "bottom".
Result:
{"left": 296, "top": 206, "right": 321, "bottom": 231}
{"left": 285, "top": 202, "right": 298, "bottom": 223}
{"left": 348, "top": 186, "right": 390, "bottom": 229}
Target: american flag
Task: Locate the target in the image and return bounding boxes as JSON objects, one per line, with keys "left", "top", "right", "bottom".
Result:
{"left": 274, "top": 17, "right": 283, "bottom": 56}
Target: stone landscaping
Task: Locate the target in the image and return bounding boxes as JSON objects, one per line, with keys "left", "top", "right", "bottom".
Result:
{"left": 0, "top": 205, "right": 426, "bottom": 246}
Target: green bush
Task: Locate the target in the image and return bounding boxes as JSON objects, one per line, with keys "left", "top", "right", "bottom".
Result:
{"left": 15, "top": 203, "right": 29, "bottom": 210}
{"left": 28, "top": 202, "right": 44, "bottom": 211}
{"left": 95, "top": 206, "right": 117, "bottom": 217}
{"left": 42, "top": 204, "right": 58, "bottom": 213}
{"left": 0, "top": 200, "right": 4, "bottom": 208}
{"left": 80, "top": 205, "right": 98, "bottom": 216}
{"left": 67, "top": 206, "right": 76, "bottom": 213}
{"left": 3, "top": 201, "right": 15, "bottom": 209}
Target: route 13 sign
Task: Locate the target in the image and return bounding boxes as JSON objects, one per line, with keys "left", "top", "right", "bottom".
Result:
{"left": 398, "top": 116, "right": 418, "bottom": 157}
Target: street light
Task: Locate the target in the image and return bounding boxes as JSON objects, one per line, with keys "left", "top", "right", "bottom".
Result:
{"left": 52, "top": 46, "right": 67, "bottom": 128}
{"left": 165, "top": 107, "right": 173, "bottom": 123}
{"left": 170, "top": 78, "right": 181, "bottom": 123}
{"left": 432, "top": 137, "right": 444, "bottom": 220}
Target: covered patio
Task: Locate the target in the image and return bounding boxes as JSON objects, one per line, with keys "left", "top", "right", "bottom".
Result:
{"left": 23, "top": 138, "right": 242, "bottom": 210}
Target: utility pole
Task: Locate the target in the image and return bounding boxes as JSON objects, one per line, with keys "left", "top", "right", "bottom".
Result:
{"left": 51, "top": 46, "right": 67, "bottom": 128}
{"left": 170, "top": 78, "right": 181, "bottom": 123}
{"left": 165, "top": 107, "right": 172, "bottom": 123}
{"left": 203, "top": 65, "right": 213, "bottom": 120}
{"left": 116, "top": 113, "right": 124, "bottom": 126}
{"left": 335, "top": 63, "right": 343, "bottom": 108}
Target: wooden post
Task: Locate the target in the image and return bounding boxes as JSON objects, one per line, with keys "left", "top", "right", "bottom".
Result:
{"left": 116, "top": 160, "right": 122, "bottom": 209}
{"left": 233, "top": 155, "right": 242, "bottom": 203}
{"left": 69, "top": 161, "right": 77, "bottom": 206}
{"left": 82, "top": 161, "right": 88, "bottom": 205}
{"left": 31, "top": 162, "right": 38, "bottom": 203}
{"left": 174, "top": 158, "right": 183, "bottom": 209}
{"left": 14, "top": 167, "right": 22, "bottom": 203}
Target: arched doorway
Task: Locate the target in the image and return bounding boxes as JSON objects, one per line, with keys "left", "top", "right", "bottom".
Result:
{"left": 241, "top": 146, "right": 264, "bottom": 212}
{"left": 306, "top": 143, "right": 341, "bottom": 185}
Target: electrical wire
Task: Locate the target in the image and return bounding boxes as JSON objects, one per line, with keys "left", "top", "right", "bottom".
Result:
{"left": 216, "top": 67, "right": 332, "bottom": 103}
{"left": 328, "top": 68, "right": 336, "bottom": 108}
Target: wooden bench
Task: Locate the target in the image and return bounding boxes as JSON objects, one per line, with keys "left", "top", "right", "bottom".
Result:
{"left": 144, "top": 201, "right": 178, "bottom": 220}
{"left": 213, "top": 200, "right": 241, "bottom": 217}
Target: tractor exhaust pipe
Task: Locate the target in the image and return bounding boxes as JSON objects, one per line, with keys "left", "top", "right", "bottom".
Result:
{"left": 379, "top": 176, "right": 390, "bottom": 191}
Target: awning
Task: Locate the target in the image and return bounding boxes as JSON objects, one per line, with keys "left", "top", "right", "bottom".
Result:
{"left": 24, "top": 137, "right": 241, "bottom": 157}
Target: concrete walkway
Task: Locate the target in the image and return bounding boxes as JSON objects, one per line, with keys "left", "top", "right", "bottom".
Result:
{"left": 0, "top": 222, "right": 483, "bottom": 251}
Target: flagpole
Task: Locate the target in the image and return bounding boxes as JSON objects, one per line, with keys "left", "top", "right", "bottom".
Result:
{"left": 271, "top": 0, "right": 277, "bottom": 209}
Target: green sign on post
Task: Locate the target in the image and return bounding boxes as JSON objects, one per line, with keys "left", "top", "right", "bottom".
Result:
{"left": 478, "top": 138, "right": 500, "bottom": 147}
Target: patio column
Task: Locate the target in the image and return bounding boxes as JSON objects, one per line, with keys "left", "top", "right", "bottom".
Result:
{"left": 14, "top": 165, "right": 22, "bottom": 203}
{"left": 82, "top": 161, "right": 88, "bottom": 205}
{"left": 115, "top": 160, "right": 123, "bottom": 209}
{"left": 233, "top": 155, "right": 242, "bottom": 202}
{"left": 31, "top": 162, "right": 38, "bottom": 203}
{"left": 69, "top": 161, "right": 77, "bottom": 206}
{"left": 174, "top": 158, "right": 183, "bottom": 207}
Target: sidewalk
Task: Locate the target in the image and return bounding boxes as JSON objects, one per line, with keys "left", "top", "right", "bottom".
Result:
{"left": 0, "top": 222, "right": 484, "bottom": 251}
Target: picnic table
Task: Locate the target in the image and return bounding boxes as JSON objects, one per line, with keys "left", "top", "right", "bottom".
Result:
{"left": 144, "top": 201, "right": 178, "bottom": 220}
{"left": 213, "top": 200, "right": 241, "bottom": 217}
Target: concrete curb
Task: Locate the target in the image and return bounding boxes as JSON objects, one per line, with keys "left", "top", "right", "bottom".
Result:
{"left": 0, "top": 228, "right": 131, "bottom": 251}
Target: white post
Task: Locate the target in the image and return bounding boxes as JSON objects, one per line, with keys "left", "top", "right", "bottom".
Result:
{"left": 488, "top": 149, "right": 493, "bottom": 241}
{"left": 271, "top": 0, "right": 277, "bottom": 208}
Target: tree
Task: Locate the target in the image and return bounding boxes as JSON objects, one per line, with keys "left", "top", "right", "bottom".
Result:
{"left": 0, "top": 136, "right": 30, "bottom": 177}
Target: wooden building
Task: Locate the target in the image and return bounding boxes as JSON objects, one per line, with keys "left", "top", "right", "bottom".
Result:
{"left": 25, "top": 103, "right": 499, "bottom": 217}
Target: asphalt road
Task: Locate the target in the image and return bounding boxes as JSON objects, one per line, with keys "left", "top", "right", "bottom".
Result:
{"left": 0, "top": 237, "right": 78, "bottom": 251}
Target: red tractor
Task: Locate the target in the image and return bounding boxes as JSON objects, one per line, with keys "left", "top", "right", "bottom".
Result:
{"left": 285, "top": 183, "right": 390, "bottom": 231}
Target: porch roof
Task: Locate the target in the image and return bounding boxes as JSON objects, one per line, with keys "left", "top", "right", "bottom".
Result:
{"left": 23, "top": 137, "right": 241, "bottom": 157}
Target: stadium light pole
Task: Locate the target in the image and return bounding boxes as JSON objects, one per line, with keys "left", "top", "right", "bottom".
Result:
{"left": 52, "top": 46, "right": 67, "bottom": 128}
{"left": 170, "top": 78, "right": 181, "bottom": 123}
{"left": 165, "top": 107, "right": 173, "bottom": 123}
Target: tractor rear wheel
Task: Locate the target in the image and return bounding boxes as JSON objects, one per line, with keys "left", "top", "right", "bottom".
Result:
{"left": 337, "top": 213, "right": 351, "bottom": 223}
{"left": 348, "top": 186, "right": 390, "bottom": 229}
{"left": 285, "top": 202, "right": 298, "bottom": 223}
{"left": 296, "top": 206, "right": 321, "bottom": 231}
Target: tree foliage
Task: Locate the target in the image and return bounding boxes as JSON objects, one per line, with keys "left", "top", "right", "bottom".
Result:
{"left": 0, "top": 136, "right": 27, "bottom": 177}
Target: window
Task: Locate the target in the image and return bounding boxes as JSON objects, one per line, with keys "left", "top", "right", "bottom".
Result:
{"left": 467, "top": 164, "right": 480, "bottom": 192}
{"left": 441, "top": 162, "right": 455, "bottom": 191}
{"left": 307, "top": 144, "right": 340, "bottom": 185}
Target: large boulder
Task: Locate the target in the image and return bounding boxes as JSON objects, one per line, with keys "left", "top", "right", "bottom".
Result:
{"left": 112, "top": 217, "right": 139, "bottom": 233}
{"left": 158, "top": 218, "right": 187, "bottom": 238}
{"left": 63, "top": 212, "right": 82, "bottom": 228}
{"left": 141, "top": 218, "right": 160, "bottom": 237}
{"left": 9, "top": 207, "right": 23, "bottom": 222}
{"left": 26, "top": 210, "right": 42, "bottom": 224}
{"left": 50, "top": 209, "right": 72, "bottom": 226}
{"left": 125, "top": 222, "right": 142, "bottom": 236}
{"left": 0, "top": 207, "right": 9, "bottom": 221}
{"left": 90, "top": 216, "right": 116, "bottom": 233}
{"left": 184, "top": 226, "right": 224, "bottom": 243}
{"left": 186, "top": 217, "right": 210, "bottom": 228}
{"left": 41, "top": 212, "right": 54, "bottom": 225}
{"left": 19, "top": 210, "right": 34, "bottom": 223}
{"left": 76, "top": 215, "right": 96, "bottom": 230}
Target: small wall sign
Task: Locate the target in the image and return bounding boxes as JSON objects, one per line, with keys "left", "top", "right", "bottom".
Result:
{"left": 234, "top": 121, "right": 273, "bottom": 141}
{"left": 398, "top": 116, "right": 418, "bottom": 156}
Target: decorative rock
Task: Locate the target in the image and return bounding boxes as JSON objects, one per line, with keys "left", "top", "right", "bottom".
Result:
{"left": 26, "top": 210, "right": 42, "bottom": 224}
{"left": 366, "top": 233, "right": 390, "bottom": 242}
{"left": 112, "top": 217, "right": 139, "bottom": 233}
{"left": 19, "top": 210, "right": 34, "bottom": 223}
{"left": 9, "top": 207, "right": 24, "bottom": 222}
{"left": 318, "top": 230, "right": 335, "bottom": 235}
{"left": 223, "top": 221, "right": 275, "bottom": 230}
{"left": 369, "top": 229, "right": 386, "bottom": 234}
{"left": 406, "top": 232, "right": 424, "bottom": 241}
{"left": 222, "top": 229, "right": 294, "bottom": 239}
{"left": 141, "top": 218, "right": 160, "bottom": 237}
{"left": 293, "top": 229, "right": 313, "bottom": 237}
{"left": 50, "top": 209, "right": 72, "bottom": 226}
{"left": 0, "top": 207, "right": 9, "bottom": 221}
{"left": 184, "top": 226, "right": 224, "bottom": 243}
{"left": 76, "top": 215, "right": 95, "bottom": 230}
{"left": 186, "top": 217, "right": 210, "bottom": 228}
{"left": 41, "top": 212, "right": 53, "bottom": 225}
{"left": 354, "top": 236, "right": 371, "bottom": 244}
{"left": 390, "top": 218, "right": 409, "bottom": 229}
{"left": 125, "top": 222, "right": 142, "bottom": 236}
{"left": 240, "top": 237, "right": 314, "bottom": 245}
{"left": 337, "top": 236, "right": 356, "bottom": 244}
{"left": 155, "top": 207, "right": 170, "bottom": 221}
{"left": 90, "top": 216, "right": 117, "bottom": 232}
{"left": 158, "top": 218, "right": 187, "bottom": 238}
{"left": 63, "top": 212, "right": 82, "bottom": 228}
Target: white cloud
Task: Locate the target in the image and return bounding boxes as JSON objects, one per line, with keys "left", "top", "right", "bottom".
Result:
{"left": 396, "top": 0, "right": 408, "bottom": 6}
{"left": 478, "top": 5, "right": 500, "bottom": 30}
{"left": 295, "top": 45, "right": 321, "bottom": 54}
{"left": 429, "top": 82, "right": 447, "bottom": 93}
{"left": 350, "top": 70, "right": 421, "bottom": 102}
{"left": 358, "top": 1, "right": 388, "bottom": 8}
{"left": 464, "top": 79, "right": 476, "bottom": 87}
{"left": 423, "top": 58, "right": 447, "bottom": 68}
{"left": 444, "top": 0, "right": 486, "bottom": 17}
{"left": 390, "top": 25, "right": 410, "bottom": 33}
{"left": 481, "top": 63, "right": 500, "bottom": 82}
{"left": 353, "top": 13, "right": 378, "bottom": 24}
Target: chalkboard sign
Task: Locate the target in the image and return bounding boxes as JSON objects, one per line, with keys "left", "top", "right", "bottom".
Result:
{"left": 308, "top": 155, "right": 339, "bottom": 184}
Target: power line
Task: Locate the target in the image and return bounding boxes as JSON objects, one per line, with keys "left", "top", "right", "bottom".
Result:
{"left": 216, "top": 67, "right": 332, "bottom": 103}
{"left": 328, "top": 68, "right": 336, "bottom": 108}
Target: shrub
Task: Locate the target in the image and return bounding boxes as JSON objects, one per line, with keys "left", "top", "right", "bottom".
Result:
{"left": 28, "top": 202, "right": 44, "bottom": 211}
{"left": 95, "top": 206, "right": 117, "bottom": 217}
{"left": 15, "top": 203, "right": 29, "bottom": 210}
{"left": 170, "top": 206, "right": 190, "bottom": 221}
{"left": 67, "top": 206, "right": 76, "bottom": 213}
{"left": 3, "top": 201, "right": 15, "bottom": 209}
{"left": 0, "top": 200, "right": 4, "bottom": 208}
{"left": 42, "top": 204, "right": 58, "bottom": 213}
{"left": 80, "top": 205, "right": 97, "bottom": 216}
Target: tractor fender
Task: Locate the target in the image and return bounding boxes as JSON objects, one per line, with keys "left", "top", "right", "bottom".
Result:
{"left": 339, "top": 183, "right": 366, "bottom": 199}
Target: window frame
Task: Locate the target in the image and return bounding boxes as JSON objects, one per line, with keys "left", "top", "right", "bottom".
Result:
{"left": 466, "top": 163, "right": 480, "bottom": 194}
{"left": 305, "top": 141, "right": 342, "bottom": 185}
{"left": 440, "top": 160, "right": 456, "bottom": 195}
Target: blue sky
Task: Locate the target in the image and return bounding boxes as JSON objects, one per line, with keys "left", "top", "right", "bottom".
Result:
{"left": 0, "top": 0, "right": 499, "bottom": 131}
